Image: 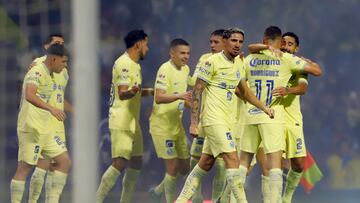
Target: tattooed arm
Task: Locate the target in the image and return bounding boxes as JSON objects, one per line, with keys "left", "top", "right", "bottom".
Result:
{"left": 189, "top": 78, "right": 207, "bottom": 137}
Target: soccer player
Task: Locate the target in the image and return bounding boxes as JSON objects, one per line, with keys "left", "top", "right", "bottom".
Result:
{"left": 149, "top": 38, "right": 192, "bottom": 203}
{"left": 239, "top": 26, "right": 322, "bottom": 203}
{"left": 27, "top": 34, "right": 73, "bottom": 203}
{"left": 96, "top": 30, "right": 150, "bottom": 203}
{"left": 11, "top": 44, "right": 68, "bottom": 203}
{"left": 175, "top": 28, "right": 274, "bottom": 203}
{"left": 189, "top": 29, "right": 227, "bottom": 203}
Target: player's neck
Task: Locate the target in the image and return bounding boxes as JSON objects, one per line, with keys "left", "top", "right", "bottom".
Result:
{"left": 170, "top": 60, "right": 182, "bottom": 70}
{"left": 43, "top": 59, "right": 54, "bottom": 74}
{"left": 126, "top": 49, "right": 140, "bottom": 63}
{"left": 222, "top": 51, "right": 234, "bottom": 62}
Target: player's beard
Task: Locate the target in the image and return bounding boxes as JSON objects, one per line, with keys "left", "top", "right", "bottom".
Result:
{"left": 139, "top": 51, "right": 146, "bottom": 61}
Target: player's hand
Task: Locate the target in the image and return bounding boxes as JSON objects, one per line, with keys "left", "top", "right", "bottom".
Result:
{"left": 272, "top": 86, "right": 288, "bottom": 97}
{"left": 189, "top": 123, "right": 198, "bottom": 138}
{"left": 50, "top": 107, "right": 66, "bottom": 121}
{"left": 28, "top": 62, "right": 37, "bottom": 71}
{"left": 130, "top": 85, "right": 140, "bottom": 95}
{"left": 264, "top": 107, "right": 275, "bottom": 119}
{"left": 177, "top": 91, "right": 192, "bottom": 101}
{"left": 268, "top": 46, "right": 282, "bottom": 58}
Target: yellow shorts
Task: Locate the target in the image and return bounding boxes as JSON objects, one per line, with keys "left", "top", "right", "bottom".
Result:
{"left": 202, "top": 125, "right": 236, "bottom": 158}
{"left": 151, "top": 127, "right": 190, "bottom": 159}
{"left": 285, "top": 124, "right": 306, "bottom": 159}
{"left": 17, "top": 131, "right": 67, "bottom": 165}
{"left": 39, "top": 132, "right": 67, "bottom": 160}
{"left": 190, "top": 124, "right": 205, "bottom": 157}
{"left": 241, "top": 123, "right": 285, "bottom": 154}
{"left": 110, "top": 125, "right": 143, "bottom": 160}
{"left": 232, "top": 123, "right": 245, "bottom": 140}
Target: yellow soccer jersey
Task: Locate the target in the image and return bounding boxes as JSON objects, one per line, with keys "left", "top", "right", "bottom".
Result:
{"left": 243, "top": 50, "right": 306, "bottom": 124}
{"left": 109, "top": 52, "right": 142, "bottom": 132}
{"left": 17, "top": 63, "right": 55, "bottom": 133}
{"left": 150, "top": 61, "right": 190, "bottom": 136}
{"left": 188, "top": 53, "right": 212, "bottom": 86}
{"left": 33, "top": 56, "right": 69, "bottom": 132}
{"left": 282, "top": 73, "right": 308, "bottom": 125}
{"left": 197, "top": 51, "right": 243, "bottom": 128}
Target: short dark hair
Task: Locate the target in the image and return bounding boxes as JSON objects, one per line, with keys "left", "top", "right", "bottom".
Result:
{"left": 211, "top": 29, "right": 225, "bottom": 37}
{"left": 170, "top": 38, "right": 189, "bottom": 49}
{"left": 282, "top": 32, "right": 300, "bottom": 46}
{"left": 124, "top": 30, "right": 148, "bottom": 48}
{"left": 44, "top": 33, "right": 64, "bottom": 45}
{"left": 223, "top": 27, "right": 245, "bottom": 39}
{"left": 46, "top": 43, "right": 67, "bottom": 57}
{"left": 264, "top": 26, "right": 282, "bottom": 40}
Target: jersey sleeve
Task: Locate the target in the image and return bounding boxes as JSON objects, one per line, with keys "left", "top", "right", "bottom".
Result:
{"left": 114, "top": 62, "right": 132, "bottom": 86}
{"left": 197, "top": 59, "right": 215, "bottom": 83}
{"left": 287, "top": 54, "right": 307, "bottom": 73}
{"left": 297, "top": 73, "right": 308, "bottom": 84}
{"left": 154, "top": 66, "right": 170, "bottom": 91}
{"left": 24, "top": 67, "right": 43, "bottom": 86}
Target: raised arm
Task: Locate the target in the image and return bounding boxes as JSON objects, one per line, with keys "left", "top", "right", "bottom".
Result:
{"left": 301, "top": 57, "right": 322, "bottom": 76}
{"left": 248, "top": 43, "right": 282, "bottom": 57}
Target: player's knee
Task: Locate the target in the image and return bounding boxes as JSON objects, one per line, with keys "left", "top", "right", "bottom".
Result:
{"left": 198, "top": 156, "right": 215, "bottom": 171}
{"left": 112, "top": 157, "right": 127, "bottom": 171}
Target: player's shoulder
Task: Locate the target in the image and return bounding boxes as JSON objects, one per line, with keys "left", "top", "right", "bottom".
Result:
{"left": 114, "top": 52, "right": 133, "bottom": 66}
{"left": 158, "top": 60, "right": 172, "bottom": 72}
{"left": 32, "top": 55, "right": 46, "bottom": 64}
{"left": 199, "top": 52, "right": 212, "bottom": 61}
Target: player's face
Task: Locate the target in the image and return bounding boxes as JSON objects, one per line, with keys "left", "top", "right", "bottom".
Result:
{"left": 139, "top": 37, "right": 149, "bottom": 60}
{"left": 171, "top": 45, "right": 190, "bottom": 67}
{"left": 224, "top": 33, "right": 244, "bottom": 57}
{"left": 210, "top": 35, "right": 224, "bottom": 53}
{"left": 281, "top": 36, "right": 298, "bottom": 54}
{"left": 52, "top": 55, "right": 67, "bottom": 73}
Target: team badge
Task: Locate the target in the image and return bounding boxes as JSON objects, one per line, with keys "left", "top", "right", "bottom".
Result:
{"left": 226, "top": 132, "right": 232, "bottom": 140}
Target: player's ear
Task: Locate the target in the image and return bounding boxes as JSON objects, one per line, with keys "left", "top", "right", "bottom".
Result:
{"left": 295, "top": 46, "right": 299, "bottom": 53}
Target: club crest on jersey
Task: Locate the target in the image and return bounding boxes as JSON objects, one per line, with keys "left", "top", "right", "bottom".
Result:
{"left": 196, "top": 137, "right": 204, "bottom": 145}
{"left": 204, "top": 61, "right": 211, "bottom": 67}
{"left": 34, "top": 145, "right": 40, "bottom": 154}
{"left": 159, "top": 74, "right": 166, "bottom": 79}
{"left": 226, "top": 132, "right": 232, "bottom": 140}
{"left": 166, "top": 140, "right": 174, "bottom": 148}
{"left": 236, "top": 70, "right": 240, "bottom": 78}
{"left": 226, "top": 91, "right": 232, "bottom": 101}
{"left": 122, "top": 68, "right": 129, "bottom": 73}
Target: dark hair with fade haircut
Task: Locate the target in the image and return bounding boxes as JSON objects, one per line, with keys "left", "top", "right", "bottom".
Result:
{"left": 211, "top": 29, "right": 225, "bottom": 37}
{"left": 223, "top": 27, "right": 245, "bottom": 39}
{"left": 170, "top": 38, "right": 189, "bottom": 49}
{"left": 46, "top": 43, "right": 67, "bottom": 57}
{"left": 264, "top": 26, "right": 282, "bottom": 40}
{"left": 124, "top": 30, "right": 148, "bottom": 49}
{"left": 44, "top": 33, "right": 64, "bottom": 45}
{"left": 282, "top": 32, "right": 300, "bottom": 46}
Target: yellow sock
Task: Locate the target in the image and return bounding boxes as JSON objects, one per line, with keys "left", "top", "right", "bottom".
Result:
{"left": 48, "top": 170, "right": 67, "bottom": 203}
{"left": 96, "top": 165, "right": 120, "bottom": 203}
{"left": 10, "top": 179, "right": 25, "bottom": 203}
{"left": 261, "top": 175, "right": 270, "bottom": 203}
{"left": 269, "top": 168, "right": 283, "bottom": 203}
{"left": 226, "top": 166, "right": 248, "bottom": 203}
{"left": 164, "top": 173, "right": 177, "bottom": 203}
{"left": 283, "top": 169, "right": 302, "bottom": 203}
{"left": 120, "top": 168, "right": 140, "bottom": 203}
{"left": 29, "top": 167, "right": 47, "bottom": 203}
{"left": 45, "top": 171, "right": 54, "bottom": 203}
{"left": 190, "top": 157, "right": 203, "bottom": 203}
{"left": 212, "top": 158, "right": 226, "bottom": 202}
{"left": 176, "top": 164, "right": 207, "bottom": 203}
